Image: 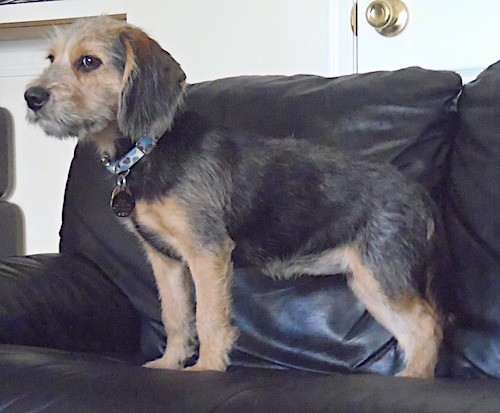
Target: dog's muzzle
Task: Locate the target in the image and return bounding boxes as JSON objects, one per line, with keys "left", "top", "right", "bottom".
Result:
{"left": 24, "top": 87, "right": 50, "bottom": 112}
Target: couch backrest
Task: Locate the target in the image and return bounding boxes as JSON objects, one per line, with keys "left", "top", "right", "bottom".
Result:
{"left": 59, "top": 67, "right": 464, "bottom": 375}
{"left": 443, "top": 60, "right": 500, "bottom": 378}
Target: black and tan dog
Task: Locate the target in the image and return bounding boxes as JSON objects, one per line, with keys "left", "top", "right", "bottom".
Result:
{"left": 24, "top": 16, "right": 443, "bottom": 377}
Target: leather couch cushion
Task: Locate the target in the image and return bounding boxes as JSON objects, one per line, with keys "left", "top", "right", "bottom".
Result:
{"left": 186, "top": 69, "right": 461, "bottom": 196}
{"left": 2, "top": 345, "right": 500, "bottom": 413}
{"left": 60, "top": 68, "right": 462, "bottom": 375}
{"left": 444, "top": 60, "right": 500, "bottom": 377}
{"left": 0, "top": 254, "right": 141, "bottom": 354}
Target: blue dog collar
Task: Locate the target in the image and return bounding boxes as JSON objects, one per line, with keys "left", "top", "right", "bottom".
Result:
{"left": 102, "top": 135, "right": 157, "bottom": 175}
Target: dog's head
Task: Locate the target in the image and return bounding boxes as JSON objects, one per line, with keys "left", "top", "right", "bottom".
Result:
{"left": 25, "top": 16, "right": 186, "bottom": 149}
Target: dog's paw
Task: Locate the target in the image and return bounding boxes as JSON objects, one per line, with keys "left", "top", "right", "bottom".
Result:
{"left": 396, "top": 368, "right": 434, "bottom": 379}
{"left": 184, "top": 362, "right": 226, "bottom": 372}
{"left": 184, "top": 355, "right": 228, "bottom": 372}
{"left": 143, "top": 355, "right": 184, "bottom": 370}
{"left": 144, "top": 339, "right": 197, "bottom": 370}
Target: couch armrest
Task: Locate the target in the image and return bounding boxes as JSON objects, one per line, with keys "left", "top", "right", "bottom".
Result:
{"left": 0, "top": 201, "right": 24, "bottom": 258}
{"left": 0, "top": 253, "right": 141, "bottom": 357}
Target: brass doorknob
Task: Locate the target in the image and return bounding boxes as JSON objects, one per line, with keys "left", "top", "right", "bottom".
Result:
{"left": 366, "top": 0, "right": 409, "bottom": 37}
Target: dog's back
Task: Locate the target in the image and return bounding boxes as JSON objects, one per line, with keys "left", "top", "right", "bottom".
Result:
{"left": 126, "top": 110, "right": 443, "bottom": 377}
{"left": 140, "top": 112, "right": 438, "bottom": 287}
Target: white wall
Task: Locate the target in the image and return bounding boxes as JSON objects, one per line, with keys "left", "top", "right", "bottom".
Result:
{"left": 0, "top": 26, "right": 77, "bottom": 254}
{"left": 0, "top": 77, "right": 76, "bottom": 255}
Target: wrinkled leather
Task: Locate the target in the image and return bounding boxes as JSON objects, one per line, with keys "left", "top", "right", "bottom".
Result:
{"left": 0, "top": 254, "right": 141, "bottom": 356}
{"left": 444, "top": 60, "right": 500, "bottom": 378}
{"left": 185, "top": 69, "right": 460, "bottom": 196}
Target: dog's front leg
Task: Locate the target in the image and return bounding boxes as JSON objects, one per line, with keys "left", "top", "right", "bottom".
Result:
{"left": 185, "top": 237, "right": 237, "bottom": 372}
{"left": 142, "top": 245, "right": 197, "bottom": 370}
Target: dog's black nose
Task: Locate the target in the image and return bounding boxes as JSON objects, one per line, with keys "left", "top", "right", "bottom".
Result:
{"left": 24, "top": 86, "right": 50, "bottom": 111}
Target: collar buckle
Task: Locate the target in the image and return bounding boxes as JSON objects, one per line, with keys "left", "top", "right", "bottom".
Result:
{"left": 102, "top": 135, "right": 157, "bottom": 175}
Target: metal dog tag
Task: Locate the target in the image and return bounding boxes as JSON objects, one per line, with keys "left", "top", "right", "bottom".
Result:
{"left": 110, "top": 185, "right": 135, "bottom": 217}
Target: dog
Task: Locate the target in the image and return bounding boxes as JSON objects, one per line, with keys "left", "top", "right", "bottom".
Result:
{"left": 24, "top": 16, "right": 443, "bottom": 378}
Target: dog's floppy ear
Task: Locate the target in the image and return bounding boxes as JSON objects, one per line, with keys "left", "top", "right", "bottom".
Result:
{"left": 117, "top": 28, "right": 186, "bottom": 140}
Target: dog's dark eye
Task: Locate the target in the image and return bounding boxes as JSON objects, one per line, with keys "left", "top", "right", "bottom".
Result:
{"left": 75, "top": 55, "right": 102, "bottom": 72}
{"left": 47, "top": 54, "right": 54, "bottom": 63}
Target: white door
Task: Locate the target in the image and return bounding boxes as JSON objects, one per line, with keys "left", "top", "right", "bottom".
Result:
{"left": 356, "top": 0, "right": 500, "bottom": 82}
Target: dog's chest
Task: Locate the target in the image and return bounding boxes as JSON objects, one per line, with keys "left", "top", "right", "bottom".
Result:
{"left": 127, "top": 196, "right": 194, "bottom": 262}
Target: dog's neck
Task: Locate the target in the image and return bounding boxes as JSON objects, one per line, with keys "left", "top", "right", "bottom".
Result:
{"left": 93, "top": 120, "right": 165, "bottom": 218}
{"left": 89, "top": 121, "right": 122, "bottom": 159}
{"left": 99, "top": 111, "right": 210, "bottom": 204}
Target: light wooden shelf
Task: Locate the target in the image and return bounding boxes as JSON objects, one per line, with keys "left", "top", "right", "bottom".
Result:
{"left": 0, "top": 0, "right": 127, "bottom": 28}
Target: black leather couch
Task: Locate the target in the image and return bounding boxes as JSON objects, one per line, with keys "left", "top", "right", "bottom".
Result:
{"left": 1, "top": 62, "right": 500, "bottom": 412}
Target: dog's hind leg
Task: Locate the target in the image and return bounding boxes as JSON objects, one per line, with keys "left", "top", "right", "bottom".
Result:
{"left": 344, "top": 247, "right": 442, "bottom": 378}
{"left": 143, "top": 245, "right": 197, "bottom": 370}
